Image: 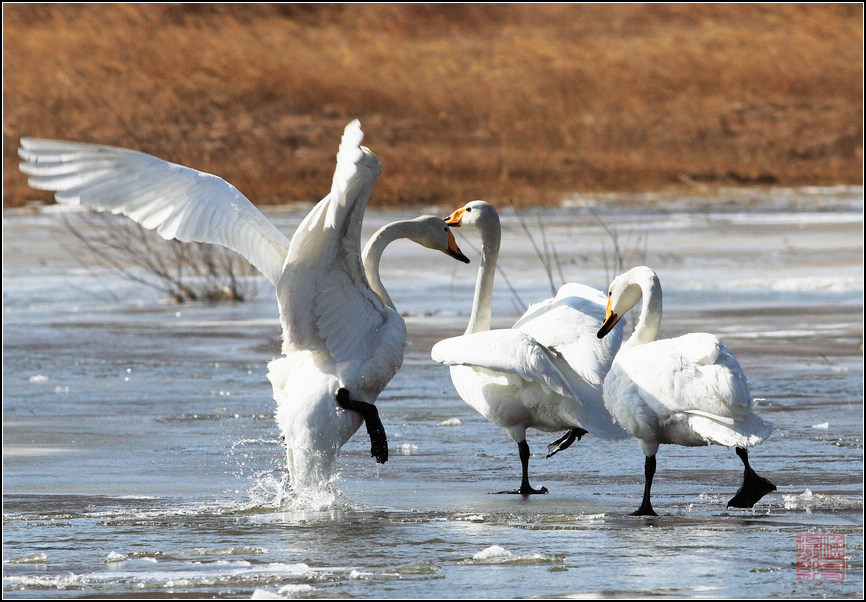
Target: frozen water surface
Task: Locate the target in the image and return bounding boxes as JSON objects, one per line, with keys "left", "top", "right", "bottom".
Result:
{"left": 3, "top": 186, "right": 863, "bottom": 598}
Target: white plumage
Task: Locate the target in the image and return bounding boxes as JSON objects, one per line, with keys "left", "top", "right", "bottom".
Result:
{"left": 597, "top": 265, "right": 776, "bottom": 515}
{"left": 20, "top": 137, "right": 290, "bottom": 286}
{"left": 19, "top": 120, "right": 469, "bottom": 491}
{"left": 431, "top": 201, "right": 627, "bottom": 494}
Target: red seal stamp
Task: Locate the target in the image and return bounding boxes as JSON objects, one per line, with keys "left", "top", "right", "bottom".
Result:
{"left": 796, "top": 534, "right": 845, "bottom": 582}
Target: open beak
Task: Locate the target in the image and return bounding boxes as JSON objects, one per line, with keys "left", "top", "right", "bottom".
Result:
{"left": 444, "top": 206, "right": 466, "bottom": 227}
{"left": 444, "top": 228, "right": 470, "bottom": 263}
{"left": 597, "top": 297, "right": 620, "bottom": 338}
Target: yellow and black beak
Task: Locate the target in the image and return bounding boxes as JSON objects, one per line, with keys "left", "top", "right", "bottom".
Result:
{"left": 597, "top": 296, "right": 620, "bottom": 338}
{"left": 445, "top": 228, "right": 470, "bottom": 263}
{"left": 444, "top": 206, "right": 466, "bottom": 227}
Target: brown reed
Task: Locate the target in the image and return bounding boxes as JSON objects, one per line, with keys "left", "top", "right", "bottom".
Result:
{"left": 3, "top": 4, "right": 862, "bottom": 209}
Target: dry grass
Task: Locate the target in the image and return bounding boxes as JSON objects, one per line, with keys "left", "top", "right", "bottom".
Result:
{"left": 3, "top": 3, "right": 862, "bottom": 209}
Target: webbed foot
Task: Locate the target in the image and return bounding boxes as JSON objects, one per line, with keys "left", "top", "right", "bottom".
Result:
{"left": 546, "top": 428, "right": 588, "bottom": 458}
{"left": 496, "top": 485, "right": 549, "bottom": 495}
{"left": 727, "top": 447, "right": 775, "bottom": 508}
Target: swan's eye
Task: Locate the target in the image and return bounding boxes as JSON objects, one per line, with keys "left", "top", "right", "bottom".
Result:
{"left": 465, "top": 207, "right": 472, "bottom": 212}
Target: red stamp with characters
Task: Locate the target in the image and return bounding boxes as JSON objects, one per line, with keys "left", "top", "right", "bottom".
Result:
{"left": 796, "top": 534, "right": 845, "bottom": 582}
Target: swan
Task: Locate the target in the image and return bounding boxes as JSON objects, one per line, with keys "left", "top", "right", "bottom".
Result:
{"left": 597, "top": 265, "right": 776, "bottom": 515}
{"left": 18, "top": 120, "right": 470, "bottom": 491}
{"left": 431, "top": 200, "right": 628, "bottom": 495}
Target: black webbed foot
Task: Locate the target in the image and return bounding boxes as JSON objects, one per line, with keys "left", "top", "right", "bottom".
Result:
{"left": 336, "top": 388, "right": 388, "bottom": 464}
{"left": 546, "top": 427, "right": 588, "bottom": 458}
{"left": 630, "top": 501, "right": 658, "bottom": 516}
{"left": 727, "top": 447, "right": 776, "bottom": 508}
{"left": 493, "top": 440, "right": 548, "bottom": 495}
{"left": 727, "top": 475, "right": 776, "bottom": 508}
{"left": 495, "top": 485, "right": 549, "bottom": 495}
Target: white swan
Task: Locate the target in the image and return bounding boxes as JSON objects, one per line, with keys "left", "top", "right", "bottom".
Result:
{"left": 18, "top": 120, "right": 469, "bottom": 491}
{"left": 431, "top": 200, "right": 628, "bottom": 494}
{"left": 597, "top": 265, "right": 776, "bottom": 515}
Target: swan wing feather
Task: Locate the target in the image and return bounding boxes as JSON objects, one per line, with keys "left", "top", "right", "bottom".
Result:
{"left": 18, "top": 137, "right": 290, "bottom": 287}
{"left": 432, "top": 329, "right": 580, "bottom": 399}
{"left": 514, "top": 283, "right": 624, "bottom": 387}
{"left": 605, "top": 335, "right": 757, "bottom": 438}
{"left": 278, "top": 120, "right": 391, "bottom": 364}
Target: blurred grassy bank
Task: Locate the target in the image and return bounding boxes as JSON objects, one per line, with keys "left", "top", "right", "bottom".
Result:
{"left": 3, "top": 3, "right": 862, "bottom": 209}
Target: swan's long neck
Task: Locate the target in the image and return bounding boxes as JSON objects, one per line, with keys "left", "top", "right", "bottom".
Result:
{"left": 465, "top": 217, "right": 501, "bottom": 335}
{"left": 362, "top": 221, "right": 414, "bottom": 310}
{"left": 622, "top": 269, "right": 663, "bottom": 353}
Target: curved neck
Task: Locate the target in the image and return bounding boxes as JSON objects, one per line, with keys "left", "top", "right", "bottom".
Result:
{"left": 622, "top": 269, "right": 663, "bottom": 352}
{"left": 362, "top": 222, "right": 413, "bottom": 310}
{"left": 464, "top": 218, "right": 501, "bottom": 335}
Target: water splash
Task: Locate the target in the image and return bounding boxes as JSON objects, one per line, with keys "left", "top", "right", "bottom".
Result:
{"left": 229, "top": 436, "right": 358, "bottom": 513}
{"left": 781, "top": 488, "right": 863, "bottom": 512}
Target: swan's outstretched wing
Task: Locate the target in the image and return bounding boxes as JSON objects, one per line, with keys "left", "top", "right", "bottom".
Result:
{"left": 514, "top": 283, "right": 624, "bottom": 388}
{"left": 432, "top": 328, "right": 626, "bottom": 439}
{"left": 18, "top": 138, "right": 290, "bottom": 286}
{"left": 278, "top": 120, "right": 397, "bottom": 368}
{"left": 432, "top": 329, "right": 588, "bottom": 401}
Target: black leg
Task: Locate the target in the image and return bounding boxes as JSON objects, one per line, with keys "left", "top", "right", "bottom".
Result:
{"left": 336, "top": 388, "right": 388, "bottom": 464}
{"left": 727, "top": 447, "right": 776, "bottom": 508}
{"left": 546, "top": 427, "right": 588, "bottom": 458}
{"left": 497, "top": 440, "right": 548, "bottom": 495}
{"left": 631, "top": 454, "right": 658, "bottom": 516}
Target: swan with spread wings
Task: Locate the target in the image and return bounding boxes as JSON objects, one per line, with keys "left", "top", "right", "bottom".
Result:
{"left": 19, "top": 120, "right": 469, "bottom": 490}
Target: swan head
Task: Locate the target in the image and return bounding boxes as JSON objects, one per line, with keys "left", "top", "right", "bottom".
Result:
{"left": 598, "top": 266, "right": 658, "bottom": 338}
{"left": 444, "top": 200, "right": 500, "bottom": 232}
{"left": 404, "top": 215, "right": 470, "bottom": 263}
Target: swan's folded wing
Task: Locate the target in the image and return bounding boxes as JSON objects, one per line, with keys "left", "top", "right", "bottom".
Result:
{"left": 668, "top": 333, "right": 753, "bottom": 410}
{"left": 278, "top": 120, "right": 390, "bottom": 363}
{"left": 431, "top": 329, "right": 582, "bottom": 399}
{"left": 18, "top": 138, "right": 290, "bottom": 286}
{"left": 609, "top": 338, "right": 753, "bottom": 423}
